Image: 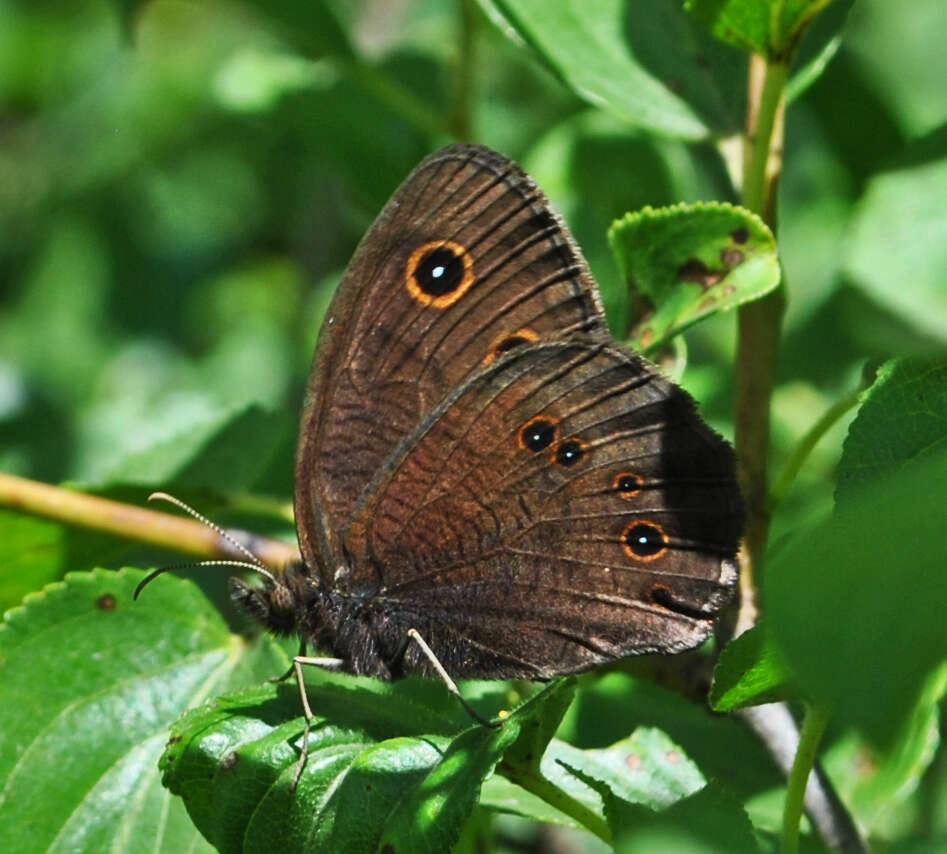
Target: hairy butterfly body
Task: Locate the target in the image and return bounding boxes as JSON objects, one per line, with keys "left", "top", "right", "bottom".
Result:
{"left": 230, "top": 144, "right": 743, "bottom": 684}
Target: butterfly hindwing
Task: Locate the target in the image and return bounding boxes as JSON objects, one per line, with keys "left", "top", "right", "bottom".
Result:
{"left": 340, "top": 341, "right": 742, "bottom": 678}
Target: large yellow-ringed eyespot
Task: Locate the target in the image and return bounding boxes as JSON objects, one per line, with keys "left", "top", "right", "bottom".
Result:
{"left": 405, "top": 240, "right": 475, "bottom": 308}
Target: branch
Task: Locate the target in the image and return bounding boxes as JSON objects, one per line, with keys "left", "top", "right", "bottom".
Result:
{"left": 0, "top": 472, "right": 299, "bottom": 569}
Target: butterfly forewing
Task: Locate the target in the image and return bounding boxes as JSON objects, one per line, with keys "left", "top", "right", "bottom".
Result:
{"left": 295, "top": 145, "right": 608, "bottom": 576}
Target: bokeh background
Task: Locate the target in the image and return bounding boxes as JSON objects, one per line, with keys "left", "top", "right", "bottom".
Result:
{"left": 1, "top": 0, "right": 946, "bottom": 847}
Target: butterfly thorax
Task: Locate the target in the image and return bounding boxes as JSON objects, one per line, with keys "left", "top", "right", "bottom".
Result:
{"left": 229, "top": 564, "right": 416, "bottom": 680}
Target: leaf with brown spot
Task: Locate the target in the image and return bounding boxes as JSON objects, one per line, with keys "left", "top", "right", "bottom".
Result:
{"left": 609, "top": 202, "right": 780, "bottom": 351}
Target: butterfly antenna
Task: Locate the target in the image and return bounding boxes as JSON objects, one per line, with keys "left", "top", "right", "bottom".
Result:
{"left": 133, "top": 559, "right": 277, "bottom": 600}
{"left": 134, "top": 492, "right": 281, "bottom": 599}
{"left": 148, "top": 491, "right": 268, "bottom": 568}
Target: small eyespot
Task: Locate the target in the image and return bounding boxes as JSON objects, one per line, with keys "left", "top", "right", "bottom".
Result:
{"left": 622, "top": 521, "right": 668, "bottom": 561}
{"left": 554, "top": 437, "right": 587, "bottom": 467}
{"left": 519, "top": 416, "right": 558, "bottom": 452}
{"left": 613, "top": 472, "right": 643, "bottom": 497}
{"left": 405, "top": 240, "right": 474, "bottom": 308}
{"left": 484, "top": 327, "right": 539, "bottom": 364}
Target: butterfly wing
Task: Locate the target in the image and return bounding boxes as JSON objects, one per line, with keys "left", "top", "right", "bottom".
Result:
{"left": 341, "top": 341, "right": 743, "bottom": 678}
{"left": 296, "top": 145, "right": 609, "bottom": 576}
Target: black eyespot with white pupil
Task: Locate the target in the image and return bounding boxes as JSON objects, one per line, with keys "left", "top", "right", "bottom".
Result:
{"left": 623, "top": 523, "right": 666, "bottom": 558}
{"left": 520, "top": 418, "right": 557, "bottom": 452}
{"left": 555, "top": 439, "right": 585, "bottom": 466}
{"left": 414, "top": 247, "right": 464, "bottom": 297}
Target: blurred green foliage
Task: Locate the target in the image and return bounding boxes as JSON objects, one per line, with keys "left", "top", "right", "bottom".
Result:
{"left": 2, "top": 0, "right": 947, "bottom": 851}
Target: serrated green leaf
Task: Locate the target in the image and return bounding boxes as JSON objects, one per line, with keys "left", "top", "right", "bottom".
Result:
{"left": 609, "top": 202, "right": 780, "bottom": 350}
{"left": 501, "top": 677, "right": 575, "bottom": 770}
{"left": 0, "top": 568, "right": 287, "bottom": 854}
{"left": 711, "top": 622, "right": 797, "bottom": 711}
{"left": 480, "top": 0, "right": 743, "bottom": 140}
{"left": 837, "top": 359, "right": 947, "bottom": 504}
{"left": 686, "top": 0, "right": 836, "bottom": 59}
{"left": 162, "top": 676, "right": 573, "bottom": 853}
{"left": 568, "top": 763, "right": 758, "bottom": 854}
{"left": 557, "top": 727, "right": 706, "bottom": 811}
{"left": 768, "top": 448, "right": 947, "bottom": 749}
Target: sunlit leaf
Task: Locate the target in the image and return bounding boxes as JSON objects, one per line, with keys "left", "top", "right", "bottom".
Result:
{"left": 609, "top": 202, "right": 779, "bottom": 350}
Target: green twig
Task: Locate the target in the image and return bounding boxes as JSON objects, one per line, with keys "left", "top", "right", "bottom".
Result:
{"left": 448, "top": 0, "right": 477, "bottom": 140}
{"left": 782, "top": 703, "right": 832, "bottom": 854}
{"left": 497, "top": 761, "right": 611, "bottom": 845}
{"left": 344, "top": 58, "right": 446, "bottom": 139}
{"left": 0, "top": 472, "right": 300, "bottom": 568}
{"left": 733, "top": 55, "right": 788, "bottom": 634}
{"left": 770, "top": 384, "right": 865, "bottom": 510}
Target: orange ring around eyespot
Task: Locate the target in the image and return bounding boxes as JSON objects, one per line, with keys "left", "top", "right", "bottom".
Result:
{"left": 483, "top": 327, "right": 540, "bottom": 365}
{"left": 613, "top": 472, "right": 643, "bottom": 498}
{"left": 405, "top": 240, "right": 475, "bottom": 309}
{"left": 621, "top": 520, "right": 668, "bottom": 562}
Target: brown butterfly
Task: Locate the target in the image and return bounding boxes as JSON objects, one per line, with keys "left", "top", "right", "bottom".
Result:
{"left": 145, "top": 144, "right": 743, "bottom": 785}
{"left": 231, "top": 141, "right": 741, "bottom": 677}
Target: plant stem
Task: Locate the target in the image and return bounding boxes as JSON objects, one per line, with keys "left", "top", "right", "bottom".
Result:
{"left": 781, "top": 703, "right": 832, "bottom": 854}
{"left": 344, "top": 58, "right": 446, "bottom": 140}
{"left": 769, "top": 384, "right": 864, "bottom": 510}
{"left": 0, "top": 472, "right": 299, "bottom": 568}
{"left": 448, "top": 0, "right": 477, "bottom": 140}
{"left": 733, "top": 54, "right": 788, "bottom": 635}
{"left": 498, "top": 761, "right": 611, "bottom": 845}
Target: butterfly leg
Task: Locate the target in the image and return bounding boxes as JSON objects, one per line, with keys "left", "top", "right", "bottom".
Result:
{"left": 406, "top": 628, "right": 500, "bottom": 729}
{"left": 290, "top": 654, "right": 346, "bottom": 791}
{"left": 269, "top": 638, "right": 308, "bottom": 683}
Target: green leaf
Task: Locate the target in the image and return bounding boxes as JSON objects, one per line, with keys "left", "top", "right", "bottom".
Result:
{"left": 843, "top": 157, "right": 947, "bottom": 345}
{"left": 0, "top": 509, "right": 64, "bottom": 612}
{"left": 162, "top": 676, "right": 573, "bottom": 853}
{"left": 557, "top": 746, "right": 757, "bottom": 852}
{"left": 0, "top": 568, "right": 287, "bottom": 854}
{"left": 836, "top": 359, "right": 947, "bottom": 504}
{"left": 767, "top": 447, "right": 947, "bottom": 749}
{"left": 784, "top": 0, "right": 854, "bottom": 102}
{"left": 824, "top": 664, "right": 946, "bottom": 833}
{"left": 100, "top": 404, "right": 293, "bottom": 492}
{"left": 562, "top": 672, "right": 779, "bottom": 802}
{"left": 557, "top": 727, "right": 706, "bottom": 811}
{"left": 686, "top": 0, "right": 836, "bottom": 59}
{"left": 612, "top": 785, "right": 760, "bottom": 853}
{"left": 480, "top": 0, "right": 743, "bottom": 140}
{"left": 233, "top": 0, "right": 354, "bottom": 60}
{"left": 710, "top": 622, "right": 797, "bottom": 711}
{"left": 609, "top": 202, "right": 780, "bottom": 350}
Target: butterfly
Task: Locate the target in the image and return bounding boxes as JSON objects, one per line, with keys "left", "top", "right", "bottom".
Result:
{"left": 227, "top": 143, "right": 742, "bottom": 687}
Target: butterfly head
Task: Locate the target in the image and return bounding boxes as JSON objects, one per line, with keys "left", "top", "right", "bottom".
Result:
{"left": 229, "top": 569, "right": 308, "bottom": 636}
